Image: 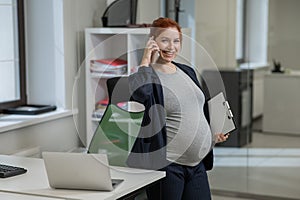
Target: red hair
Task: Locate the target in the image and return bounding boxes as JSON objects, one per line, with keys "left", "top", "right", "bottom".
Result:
{"left": 150, "top": 17, "right": 182, "bottom": 42}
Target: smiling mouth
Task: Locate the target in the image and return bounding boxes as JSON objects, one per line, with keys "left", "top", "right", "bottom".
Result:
{"left": 161, "top": 50, "right": 175, "bottom": 56}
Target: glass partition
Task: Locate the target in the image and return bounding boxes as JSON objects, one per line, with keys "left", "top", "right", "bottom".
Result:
{"left": 207, "top": 0, "right": 300, "bottom": 199}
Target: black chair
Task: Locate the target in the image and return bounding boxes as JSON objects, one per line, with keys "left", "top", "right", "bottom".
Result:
{"left": 106, "top": 76, "right": 131, "bottom": 105}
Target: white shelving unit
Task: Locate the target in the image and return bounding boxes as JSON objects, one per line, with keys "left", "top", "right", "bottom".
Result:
{"left": 84, "top": 27, "right": 192, "bottom": 147}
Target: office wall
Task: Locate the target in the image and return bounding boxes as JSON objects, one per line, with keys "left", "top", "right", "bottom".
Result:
{"left": 0, "top": 117, "right": 79, "bottom": 155}
{"left": 268, "top": 0, "right": 300, "bottom": 70}
{"left": 195, "top": 0, "right": 237, "bottom": 69}
{"left": 194, "top": 0, "right": 300, "bottom": 70}
{"left": 25, "top": 0, "right": 62, "bottom": 107}
{"left": 136, "top": 0, "right": 161, "bottom": 24}
{"left": 0, "top": 0, "right": 108, "bottom": 155}
{"left": 193, "top": 0, "right": 300, "bottom": 117}
{"left": 63, "top": 0, "right": 108, "bottom": 142}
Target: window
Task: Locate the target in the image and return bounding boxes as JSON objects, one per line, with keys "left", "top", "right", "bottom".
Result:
{"left": 0, "top": 0, "right": 26, "bottom": 112}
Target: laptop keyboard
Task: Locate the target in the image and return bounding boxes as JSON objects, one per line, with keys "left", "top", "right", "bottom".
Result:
{"left": 0, "top": 164, "right": 27, "bottom": 178}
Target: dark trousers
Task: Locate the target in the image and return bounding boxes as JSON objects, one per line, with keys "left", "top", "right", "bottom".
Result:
{"left": 147, "top": 161, "right": 211, "bottom": 200}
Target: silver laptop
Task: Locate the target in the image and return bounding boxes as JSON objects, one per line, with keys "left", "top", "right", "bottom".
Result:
{"left": 42, "top": 152, "right": 123, "bottom": 191}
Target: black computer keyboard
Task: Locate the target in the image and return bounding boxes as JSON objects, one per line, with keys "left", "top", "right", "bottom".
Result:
{"left": 0, "top": 164, "right": 27, "bottom": 178}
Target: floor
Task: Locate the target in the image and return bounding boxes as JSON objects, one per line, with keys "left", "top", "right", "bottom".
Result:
{"left": 209, "top": 118, "right": 300, "bottom": 200}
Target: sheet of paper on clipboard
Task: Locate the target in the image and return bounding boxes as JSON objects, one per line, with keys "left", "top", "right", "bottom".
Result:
{"left": 207, "top": 92, "right": 236, "bottom": 135}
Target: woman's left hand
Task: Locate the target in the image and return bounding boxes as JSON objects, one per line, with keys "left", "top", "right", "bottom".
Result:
{"left": 215, "top": 133, "right": 229, "bottom": 143}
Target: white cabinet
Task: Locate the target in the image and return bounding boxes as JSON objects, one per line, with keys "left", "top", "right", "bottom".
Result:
{"left": 84, "top": 28, "right": 192, "bottom": 146}
{"left": 262, "top": 71, "right": 300, "bottom": 135}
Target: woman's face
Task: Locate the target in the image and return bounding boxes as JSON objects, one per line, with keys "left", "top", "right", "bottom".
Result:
{"left": 155, "top": 27, "right": 181, "bottom": 63}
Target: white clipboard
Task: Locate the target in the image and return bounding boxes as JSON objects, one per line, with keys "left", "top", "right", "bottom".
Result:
{"left": 207, "top": 92, "right": 236, "bottom": 134}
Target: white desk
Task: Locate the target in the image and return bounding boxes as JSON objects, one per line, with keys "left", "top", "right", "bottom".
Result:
{"left": 0, "top": 155, "right": 165, "bottom": 200}
{"left": 0, "top": 191, "right": 64, "bottom": 200}
{"left": 262, "top": 71, "right": 300, "bottom": 134}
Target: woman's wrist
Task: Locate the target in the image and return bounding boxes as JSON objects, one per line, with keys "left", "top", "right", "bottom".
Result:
{"left": 140, "top": 58, "right": 150, "bottom": 67}
{"left": 139, "top": 63, "right": 149, "bottom": 67}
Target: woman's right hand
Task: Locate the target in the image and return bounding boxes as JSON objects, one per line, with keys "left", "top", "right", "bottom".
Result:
{"left": 215, "top": 133, "right": 229, "bottom": 143}
{"left": 140, "top": 36, "right": 160, "bottom": 67}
